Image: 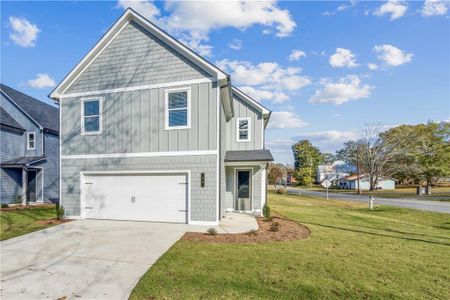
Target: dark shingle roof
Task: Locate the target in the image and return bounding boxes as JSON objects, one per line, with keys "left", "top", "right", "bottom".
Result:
{"left": 1, "top": 156, "right": 46, "bottom": 167}
{"left": 225, "top": 150, "right": 274, "bottom": 162}
{"left": 0, "top": 83, "right": 59, "bottom": 133}
{"left": 0, "top": 107, "right": 25, "bottom": 131}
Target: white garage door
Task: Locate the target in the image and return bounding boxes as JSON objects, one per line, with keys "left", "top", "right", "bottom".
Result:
{"left": 82, "top": 173, "right": 188, "bottom": 223}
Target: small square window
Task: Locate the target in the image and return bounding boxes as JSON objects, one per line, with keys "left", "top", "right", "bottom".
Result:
{"left": 27, "top": 132, "right": 35, "bottom": 150}
{"left": 82, "top": 98, "right": 102, "bottom": 134}
{"left": 237, "top": 118, "right": 251, "bottom": 142}
{"left": 166, "top": 89, "right": 190, "bottom": 129}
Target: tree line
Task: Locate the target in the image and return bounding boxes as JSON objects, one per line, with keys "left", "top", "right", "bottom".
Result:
{"left": 289, "top": 122, "right": 450, "bottom": 190}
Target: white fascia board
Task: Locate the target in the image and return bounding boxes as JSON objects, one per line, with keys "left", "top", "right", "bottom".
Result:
{"left": 1, "top": 90, "right": 43, "bottom": 130}
{"left": 50, "top": 8, "right": 227, "bottom": 100}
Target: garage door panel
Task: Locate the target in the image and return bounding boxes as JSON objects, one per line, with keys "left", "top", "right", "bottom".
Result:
{"left": 83, "top": 173, "right": 188, "bottom": 223}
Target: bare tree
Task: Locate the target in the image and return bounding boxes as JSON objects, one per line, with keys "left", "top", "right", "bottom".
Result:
{"left": 357, "top": 124, "right": 409, "bottom": 191}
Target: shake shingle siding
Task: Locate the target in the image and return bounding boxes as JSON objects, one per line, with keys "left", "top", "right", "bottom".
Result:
{"left": 61, "top": 155, "right": 217, "bottom": 222}
{"left": 66, "top": 21, "right": 212, "bottom": 94}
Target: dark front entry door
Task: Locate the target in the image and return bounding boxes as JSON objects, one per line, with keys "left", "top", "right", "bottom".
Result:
{"left": 27, "top": 170, "right": 37, "bottom": 202}
{"left": 236, "top": 170, "right": 252, "bottom": 211}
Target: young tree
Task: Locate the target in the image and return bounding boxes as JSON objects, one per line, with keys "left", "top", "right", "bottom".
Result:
{"left": 267, "top": 163, "right": 287, "bottom": 189}
{"left": 292, "top": 140, "right": 323, "bottom": 185}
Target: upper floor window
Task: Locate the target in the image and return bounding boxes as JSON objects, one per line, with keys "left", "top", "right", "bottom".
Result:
{"left": 165, "top": 88, "right": 191, "bottom": 130}
{"left": 27, "top": 132, "right": 35, "bottom": 150}
{"left": 237, "top": 117, "right": 251, "bottom": 142}
{"left": 81, "top": 98, "right": 102, "bottom": 135}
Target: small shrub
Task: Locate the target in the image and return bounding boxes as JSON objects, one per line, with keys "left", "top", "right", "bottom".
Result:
{"left": 270, "top": 222, "right": 280, "bottom": 232}
{"left": 263, "top": 203, "right": 271, "bottom": 219}
{"left": 56, "top": 203, "right": 65, "bottom": 220}
{"left": 247, "top": 229, "right": 258, "bottom": 236}
{"left": 276, "top": 188, "right": 286, "bottom": 194}
{"left": 1, "top": 203, "right": 8, "bottom": 208}
{"left": 206, "top": 228, "right": 217, "bottom": 236}
{"left": 13, "top": 195, "right": 23, "bottom": 206}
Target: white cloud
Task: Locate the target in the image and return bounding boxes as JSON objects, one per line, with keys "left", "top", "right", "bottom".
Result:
{"left": 289, "top": 49, "right": 306, "bottom": 61}
{"left": 368, "top": 63, "right": 379, "bottom": 70}
{"left": 267, "top": 112, "right": 308, "bottom": 129}
{"left": 118, "top": 1, "right": 296, "bottom": 56}
{"left": 332, "top": 113, "right": 342, "bottom": 117}
{"left": 422, "top": 0, "right": 449, "bottom": 16}
{"left": 309, "top": 75, "right": 372, "bottom": 105}
{"left": 228, "top": 39, "right": 242, "bottom": 50}
{"left": 8, "top": 16, "right": 40, "bottom": 47}
{"left": 329, "top": 48, "right": 359, "bottom": 68}
{"left": 294, "top": 130, "right": 360, "bottom": 152}
{"left": 217, "top": 59, "right": 311, "bottom": 104}
{"left": 323, "top": 0, "right": 359, "bottom": 15}
{"left": 374, "top": 44, "right": 413, "bottom": 66}
{"left": 239, "top": 86, "right": 289, "bottom": 103}
{"left": 27, "top": 73, "right": 56, "bottom": 89}
{"left": 374, "top": 0, "right": 408, "bottom": 20}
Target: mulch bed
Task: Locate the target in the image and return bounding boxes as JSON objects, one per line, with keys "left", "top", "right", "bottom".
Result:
{"left": 0, "top": 204, "right": 56, "bottom": 212}
{"left": 182, "top": 216, "right": 310, "bottom": 243}
{"left": 35, "top": 218, "right": 71, "bottom": 226}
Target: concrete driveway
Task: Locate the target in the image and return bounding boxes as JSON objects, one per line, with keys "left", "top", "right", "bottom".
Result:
{"left": 1, "top": 220, "right": 191, "bottom": 300}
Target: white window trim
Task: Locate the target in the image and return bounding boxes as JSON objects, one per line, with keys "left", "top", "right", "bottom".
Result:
{"left": 165, "top": 87, "right": 191, "bottom": 130}
{"left": 27, "top": 132, "right": 35, "bottom": 150}
{"left": 236, "top": 117, "right": 251, "bottom": 142}
{"left": 81, "top": 97, "right": 103, "bottom": 135}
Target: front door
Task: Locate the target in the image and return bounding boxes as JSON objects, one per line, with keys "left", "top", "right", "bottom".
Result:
{"left": 27, "top": 170, "right": 37, "bottom": 203}
{"left": 236, "top": 170, "right": 252, "bottom": 211}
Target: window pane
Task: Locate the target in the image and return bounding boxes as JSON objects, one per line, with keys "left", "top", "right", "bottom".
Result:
{"left": 169, "top": 110, "right": 187, "bottom": 127}
{"left": 84, "top": 100, "right": 99, "bottom": 116}
{"left": 169, "top": 92, "right": 187, "bottom": 109}
{"left": 239, "top": 120, "right": 248, "bottom": 129}
{"left": 239, "top": 130, "right": 248, "bottom": 140}
{"left": 84, "top": 116, "right": 100, "bottom": 132}
{"left": 28, "top": 134, "right": 34, "bottom": 142}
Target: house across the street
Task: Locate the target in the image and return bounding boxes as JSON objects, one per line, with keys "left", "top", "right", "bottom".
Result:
{"left": 316, "top": 160, "right": 355, "bottom": 185}
{"left": 50, "top": 8, "right": 273, "bottom": 225}
{"left": 1, "top": 84, "right": 59, "bottom": 204}
{"left": 338, "top": 174, "right": 396, "bottom": 190}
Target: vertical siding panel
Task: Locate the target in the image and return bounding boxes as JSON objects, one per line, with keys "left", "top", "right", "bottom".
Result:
{"left": 198, "top": 83, "right": 209, "bottom": 150}
{"left": 150, "top": 89, "right": 159, "bottom": 152}
{"left": 158, "top": 88, "right": 168, "bottom": 152}
{"left": 123, "top": 92, "right": 132, "bottom": 153}
{"left": 208, "top": 83, "right": 216, "bottom": 150}
{"left": 131, "top": 91, "right": 141, "bottom": 152}
{"left": 188, "top": 84, "right": 199, "bottom": 151}
{"left": 140, "top": 90, "right": 150, "bottom": 152}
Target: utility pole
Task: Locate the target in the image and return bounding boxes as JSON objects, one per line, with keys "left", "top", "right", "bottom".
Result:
{"left": 356, "top": 145, "right": 361, "bottom": 195}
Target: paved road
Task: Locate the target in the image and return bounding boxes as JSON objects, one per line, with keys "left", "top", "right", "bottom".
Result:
{"left": 286, "top": 188, "right": 450, "bottom": 214}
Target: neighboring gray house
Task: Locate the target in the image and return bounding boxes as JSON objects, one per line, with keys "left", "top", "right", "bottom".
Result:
{"left": 1, "top": 84, "right": 59, "bottom": 204}
{"left": 50, "top": 8, "right": 273, "bottom": 225}
{"left": 338, "top": 174, "right": 396, "bottom": 190}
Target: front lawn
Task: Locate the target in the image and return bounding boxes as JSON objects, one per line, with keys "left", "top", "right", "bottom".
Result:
{"left": 131, "top": 192, "right": 450, "bottom": 299}
{"left": 0, "top": 205, "right": 59, "bottom": 241}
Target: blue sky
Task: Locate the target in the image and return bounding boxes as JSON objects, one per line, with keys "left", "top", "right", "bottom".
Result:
{"left": 2, "top": 1, "right": 449, "bottom": 164}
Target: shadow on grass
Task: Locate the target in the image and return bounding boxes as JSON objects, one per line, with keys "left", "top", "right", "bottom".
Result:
{"left": 302, "top": 221, "right": 450, "bottom": 247}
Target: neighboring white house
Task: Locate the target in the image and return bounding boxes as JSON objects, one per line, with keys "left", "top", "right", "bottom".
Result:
{"left": 316, "top": 160, "right": 355, "bottom": 184}
{"left": 338, "top": 174, "right": 396, "bottom": 190}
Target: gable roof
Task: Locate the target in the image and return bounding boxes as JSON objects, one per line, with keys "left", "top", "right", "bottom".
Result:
{"left": 1, "top": 84, "right": 59, "bottom": 133}
{"left": 0, "top": 107, "right": 25, "bottom": 132}
{"left": 50, "top": 8, "right": 229, "bottom": 100}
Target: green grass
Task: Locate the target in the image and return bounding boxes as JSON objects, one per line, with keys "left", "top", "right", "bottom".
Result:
{"left": 0, "top": 206, "right": 57, "bottom": 241}
{"left": 302, "top": 186, "right": 450, "bottom": 201}
{"left": 131, "top": 192, "right": 450, "bottom": 300}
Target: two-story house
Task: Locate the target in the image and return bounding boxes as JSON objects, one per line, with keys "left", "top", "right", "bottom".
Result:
{"left": 50, "top": 8, "right": 273, "bottom": 225}
{"left": 1, "top": 84, "right": 59, "bottom": 204}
